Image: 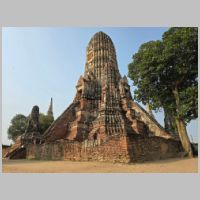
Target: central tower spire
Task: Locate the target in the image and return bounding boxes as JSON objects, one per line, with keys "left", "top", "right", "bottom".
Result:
{"left": 85, "top": 31, "right": 121, "bottom": 83}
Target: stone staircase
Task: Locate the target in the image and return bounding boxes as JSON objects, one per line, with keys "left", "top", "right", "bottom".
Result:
{"left": 4, "top": 136, "right": 25, "bottom": 159}
{"left": 130, "top": 101, "right": 171, "bottom": 138}
{"left": 43, "top": 102, "right": 78, "bottom": 141}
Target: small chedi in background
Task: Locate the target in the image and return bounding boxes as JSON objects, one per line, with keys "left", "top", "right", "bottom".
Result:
{"left": 4, "top": 32, "right": 192, "bottom": 163}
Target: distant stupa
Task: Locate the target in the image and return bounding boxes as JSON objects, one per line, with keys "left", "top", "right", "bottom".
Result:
{"left": 47, "top": 97, "right": 54, "bottom": 119}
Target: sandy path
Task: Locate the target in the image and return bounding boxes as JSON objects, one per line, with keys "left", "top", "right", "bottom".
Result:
{"left": 2, "top": 158, "right": 198, "bottom": 173}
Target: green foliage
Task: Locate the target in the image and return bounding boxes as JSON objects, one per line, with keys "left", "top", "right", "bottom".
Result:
{"left": 162, "top": 27, "right": 198, "bottom": 122}
{"left": 39, "top": 113, "right": 54, "bottom": 134}
{"left": 128, "top": 27, "right": 198, "bottom": 124}
{"left": 128, "top": 40, "right": 165, "bottom": 110}
{"left": 7, "top": 113, "right": 54, "bottom": 142}
{"left": 7, "top": 114, "right": 28, "bottom": 142}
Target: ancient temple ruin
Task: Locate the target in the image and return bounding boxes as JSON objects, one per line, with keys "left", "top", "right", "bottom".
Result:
{"left": 6, "top": 31, "right": 184, "bottom": 162}
{"left": 42, "top": 31, "right": 174, "bottom": 142}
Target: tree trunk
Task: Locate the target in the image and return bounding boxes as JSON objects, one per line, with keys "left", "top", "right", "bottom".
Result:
{"left": 163, "top": 108, "right": 178, "bottom": 138}
{"left": 173, "top": 86, "right": 193, "bottom": 157}
{"left": 175, "top": 118, "right": 193, "bottom": 157}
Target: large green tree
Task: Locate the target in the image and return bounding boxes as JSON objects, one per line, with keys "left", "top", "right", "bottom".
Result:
{"left": 7, "top": 114, "right": 28, "bottom": 142}
{"left": 128, "top": 27, "right": 198, "bottom": 157}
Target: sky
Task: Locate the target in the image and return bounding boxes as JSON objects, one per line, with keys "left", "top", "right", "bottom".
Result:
{"left": 2, "top": 27, "right": 198, "bottom": 145}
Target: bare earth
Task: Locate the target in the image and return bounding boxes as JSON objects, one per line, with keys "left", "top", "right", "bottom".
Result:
{"left": 2, "top": 158, "right": 198, "bottom": 173}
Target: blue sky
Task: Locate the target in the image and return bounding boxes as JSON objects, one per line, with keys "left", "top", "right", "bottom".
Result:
{"left": 2, "top": 27, "right": 198, "bottom": 144}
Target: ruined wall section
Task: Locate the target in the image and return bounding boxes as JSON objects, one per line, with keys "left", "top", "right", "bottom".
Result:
{"left": 27, "top": 135, "right": 183, "bottom": 163}
{"left": 2, "top": 145, "right": 11, "bottom": 157}
{"left": 27, "top": 135, "right": 130, "bottom": 163}
{"left": 126, "top": 134, "right": 183, "bottom": 162}
{"left": 129, "top": 101, "right": 172, "bottom": 138}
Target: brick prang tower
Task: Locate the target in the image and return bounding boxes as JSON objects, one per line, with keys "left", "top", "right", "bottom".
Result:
{"left": 44, "top": 31, "right": 171, "bottom": 143}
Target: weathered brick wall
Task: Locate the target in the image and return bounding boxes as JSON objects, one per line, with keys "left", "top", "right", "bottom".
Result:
{"left": 26, "top": 135, "right": 183, "bottom": 163}
{"left": 126, "top": 135, "right": 183, "bottom": 162}
{"left": 63, "top": 135, "right": 130, "bottom": 163}
{"left": 9, "top": 148, "right": 26, "bottom": 159}
{"left": 27, "top": 142, "right": 64, "bottom": 160}
{"left": 27, "top": 135, "right": 130, "bottom": 163}
{"left": 2, "top": 145, "right": 11, "bottom": 157}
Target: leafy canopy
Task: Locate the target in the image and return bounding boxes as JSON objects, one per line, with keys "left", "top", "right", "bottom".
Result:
{"left": 128, "top": 27, "right": 198, "bottom": 123}
{"left": 7, "top": 114, "right": 28, "bottom": 142}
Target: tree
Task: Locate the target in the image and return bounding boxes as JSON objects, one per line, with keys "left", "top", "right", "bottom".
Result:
{"left": 128, "top": 27, "right": 198, "bottom": 157}
{"left": 8, "top": 113, "right": 54, "bottom": 142}
{"left": 164, "top": 110, "right": 178, "bottom": 137}
{"left": 7, "top": 114, "right": 27, "bottom": 142}
{"left": 39, "top": 113, "right": 54, "bottom": 134}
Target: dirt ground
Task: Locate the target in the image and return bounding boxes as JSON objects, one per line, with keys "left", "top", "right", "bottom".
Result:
{"left": 2, "top": 157, "right": 198, "bottom": 173}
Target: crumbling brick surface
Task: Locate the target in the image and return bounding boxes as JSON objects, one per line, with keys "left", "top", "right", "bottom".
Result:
{"left": 2, "top": 145, "right": 11, "bottom": 157}
{"left": 26, "top": 134, "right": 183, "bottom": 163}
